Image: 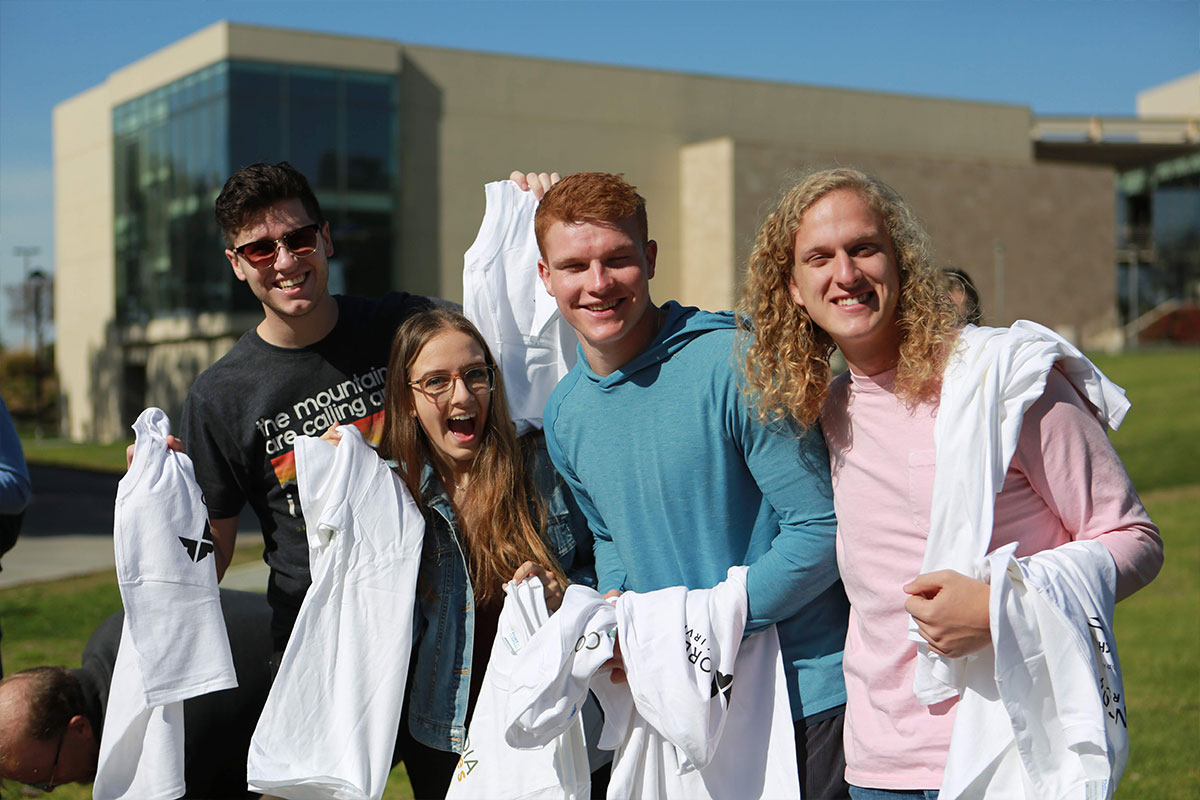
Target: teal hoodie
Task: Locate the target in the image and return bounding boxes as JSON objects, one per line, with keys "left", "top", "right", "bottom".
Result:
{"left": 544, "top": 301, "right": 848, "bottom": 721}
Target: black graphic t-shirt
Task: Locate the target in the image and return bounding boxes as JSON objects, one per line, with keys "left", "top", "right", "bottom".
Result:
{"left": 182, "top": 292, "right": 432, "bottom": 646}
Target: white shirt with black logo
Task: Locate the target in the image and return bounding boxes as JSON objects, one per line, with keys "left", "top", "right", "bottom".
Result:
{"left": 95, "top": 408, "right": 237, "bottom": 800}
{"left": 507, "top": 569, "right": 799, "bottom": 799}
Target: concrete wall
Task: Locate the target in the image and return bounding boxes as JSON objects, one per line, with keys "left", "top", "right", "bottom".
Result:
{"left": 1137, "top": 71, "right": 1200, "bottom": 117}
{"left": 728, "top": 144, "right": 1117, "bottom": 342}
{"left": 680, "top": 139, "right": 737, "bottom": 311}
{"left": 396, "top": 43, "right": 1033, "bottom": 307}
{"left": 53, "top": 85, "right": 117, "bottom": 440}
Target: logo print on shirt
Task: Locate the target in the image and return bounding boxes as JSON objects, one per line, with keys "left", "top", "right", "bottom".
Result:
{"left": 686, "top": 624, "right": 734, "bottom": 701}
{"left": 179, "top": 524, "right": 215, "bottom": 563}
{"left": 710, "top": 670, "right": 734, "bottom": 701}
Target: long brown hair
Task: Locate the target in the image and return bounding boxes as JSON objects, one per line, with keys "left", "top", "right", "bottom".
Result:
{"left": 738, "top": 168, "right": 958, "bottom": 429}
{"left": 379, "top": 307, "right": 567, "bottom": 603}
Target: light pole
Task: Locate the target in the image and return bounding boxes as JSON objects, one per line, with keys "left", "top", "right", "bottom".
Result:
{"left": 27, "top": 269, "right": 51, "bottom": 438}
{"left": 10, "top": 246, "right": 41, "bottom": 349}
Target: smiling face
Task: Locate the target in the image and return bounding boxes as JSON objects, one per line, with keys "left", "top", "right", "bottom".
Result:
{"left": 788, "top": 189, "right": 903, "bottom": 376}
{"left": 225, "top": 197, "right": 337, "bottom": 345}
{"left": 407, "top": 329, "right": 492, "bottom": 475}
{"left": 537, "top": 217, "right": 659, "bottom": 376}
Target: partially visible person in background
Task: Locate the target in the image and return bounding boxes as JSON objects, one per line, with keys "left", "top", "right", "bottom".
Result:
{"left": 943, "top": 267, "right": 981, "bottom": 326}
{"left": 0, "top": 590, "right": 274, "bottom": 796}
{"left": 0, "top": 393, "right": 32, "bottom": 677}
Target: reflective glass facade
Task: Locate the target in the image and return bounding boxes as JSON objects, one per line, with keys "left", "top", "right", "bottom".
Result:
{"left": 1116, "top": 152, "right": 1200, "bottom": 321}
{"left": 114, "top": 61, "right": 397, "bottom": 323}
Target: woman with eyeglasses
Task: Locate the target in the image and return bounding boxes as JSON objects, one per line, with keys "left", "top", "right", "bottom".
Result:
{"left": 327, "top": 306, "right": 594, "bottom": 798}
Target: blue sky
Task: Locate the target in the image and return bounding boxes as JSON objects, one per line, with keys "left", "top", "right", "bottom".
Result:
{"left": 0, "top": 0, "right": 1196, "bottom": 346}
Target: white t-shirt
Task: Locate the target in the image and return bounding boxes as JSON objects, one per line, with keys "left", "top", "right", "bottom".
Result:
{"left": 463, "top": 179, "right": 577, "bottom": 435}
{"left": 508, "top": 571, "right": 799, "bottom": 800}
{"left": 246, "top": 427, "right": 424, "bottom": 800}
{"left": 447, "top": 577, "right": 591, "bottom": 800}
{"left": 95, "top": 407, "right": 237, "bottom": 800}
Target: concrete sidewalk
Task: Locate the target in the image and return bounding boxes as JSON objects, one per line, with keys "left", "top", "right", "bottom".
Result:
{"left": 0, "top": 462, "right": 267, "bottom": 591}
{"left": 0, "top": 535, "right": 270, "bottom": 591}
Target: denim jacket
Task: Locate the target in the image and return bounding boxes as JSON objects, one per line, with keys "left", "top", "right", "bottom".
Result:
{"left": 406, "top": 435, "right": 596, "bottom": 753}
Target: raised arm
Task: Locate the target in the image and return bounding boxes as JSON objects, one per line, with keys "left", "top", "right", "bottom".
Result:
{"left": 508, "top": 171, "right": 561, "bottom": 199}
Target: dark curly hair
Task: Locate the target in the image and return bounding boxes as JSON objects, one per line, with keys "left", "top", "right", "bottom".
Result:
{"left": 214, "top": 161, "right": 324, "bottom": 246}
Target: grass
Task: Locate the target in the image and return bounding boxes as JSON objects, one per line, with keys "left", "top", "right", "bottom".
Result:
{"left": 1089, "top": 348, "right": 1200, "bottom": 494}
{"left": 0, "top": 539, "right": 417, "bottom": 800}
{"left": 2, "top": 348, "right": 1196, "bottom": 798}
{"left": 1114, "top": 484, "right": 1200, "bottom": 800}
{"left": 19, "top": 438, "right": 131, "bottom": 474}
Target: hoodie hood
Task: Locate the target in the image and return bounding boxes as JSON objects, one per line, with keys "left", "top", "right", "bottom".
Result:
{"left": 578, "top": 301, "right": 737, "bottom": 389}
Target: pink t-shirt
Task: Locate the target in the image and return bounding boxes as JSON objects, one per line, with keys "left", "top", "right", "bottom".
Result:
{"left": 821, "top": 366, "right": 1162, "bottom": 790}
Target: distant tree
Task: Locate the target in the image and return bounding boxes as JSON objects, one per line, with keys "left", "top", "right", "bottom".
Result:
{"left": 4, "top": 271, "right": 55, "bottom": 434}
{"left": 5, "top": 270, "right": 54, "bottom": 349}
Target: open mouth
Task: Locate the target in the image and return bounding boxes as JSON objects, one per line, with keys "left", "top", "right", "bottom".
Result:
{"left": 447, "top": 412, "right": 479, "bottom": 443}
{"left": 835, "top": 290, "right": 875, "bottom": 307}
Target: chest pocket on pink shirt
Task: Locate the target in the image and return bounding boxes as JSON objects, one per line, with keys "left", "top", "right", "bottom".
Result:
{"left": 907, "top": 450, "right": 937, "bottom": 532}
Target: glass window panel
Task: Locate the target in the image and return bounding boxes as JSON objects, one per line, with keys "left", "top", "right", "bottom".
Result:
{"left": 115, "top": 59, "right": 399, "bottom": 319}
{"left": 345, "top": 78, "right": 393, "bottom": 106}
{"left": 333, "top": 210, "right": 392, "bottom": 297}
{"left": 345, "top": 105, "right": 393, "bottom": 191}
{"left": 287, "top": 73, "right": 340, "bottom": 188}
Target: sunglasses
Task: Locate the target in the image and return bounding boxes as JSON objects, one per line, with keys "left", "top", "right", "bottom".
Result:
{"left": 409, "top": 365, "right": 496, "bottom": 399}
{"left": 233, "top": 223, "right": 323, "bottom": 269}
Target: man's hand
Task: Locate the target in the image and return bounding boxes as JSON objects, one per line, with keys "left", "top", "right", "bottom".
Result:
{"left": 601, "top": 589, "right": 626, "bottom": 683}
{"left": 511, "top": 560, "right": 565, "bottom": 612}
{"left": 509, "top": 171, "right": 561, "bottom": 200}
{"left": 320, "top": 423, "right": 342, "bottom": 447}
{"left": 125, "top": 435, "right": 184, "bottom": 470}
{"left": 903, "top": 569, "right": 992, "bottom": 658}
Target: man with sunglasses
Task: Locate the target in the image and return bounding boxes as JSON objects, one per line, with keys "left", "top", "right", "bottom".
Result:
{"left": 0, "top": 591, "right": 273, "bottom": 797}
{"left": 180, "top": 162, "right": 433, "bottom": 657}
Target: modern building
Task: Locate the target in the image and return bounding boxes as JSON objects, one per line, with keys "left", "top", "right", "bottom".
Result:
{"left": 53, "top": 22, "right": 1198, "bottom": 441}
{"left": 1032, "top": 71, "right": 1200, "bottom": 329}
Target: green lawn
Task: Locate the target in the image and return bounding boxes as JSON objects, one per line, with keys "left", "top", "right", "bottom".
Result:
{"left": 1113, "top": 484, "right": 1200, "bottom": 800}
{"left": 3, "top": 348, "right": 1196, "bottom": 798}
{"left": 1089, "top": 348, "right": 1200, "bottom": 493}
{"left": 19, "top": 437, "right": 131, "bottom": 474}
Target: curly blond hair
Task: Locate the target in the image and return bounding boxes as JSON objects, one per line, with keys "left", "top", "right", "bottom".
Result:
{"left": 737, "top": 168, "right": 958, "bottom": 429}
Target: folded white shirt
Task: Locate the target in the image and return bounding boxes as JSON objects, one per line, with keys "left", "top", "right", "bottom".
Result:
{"left": 940, "top": 541, "right": 1128, "bottom": 800}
